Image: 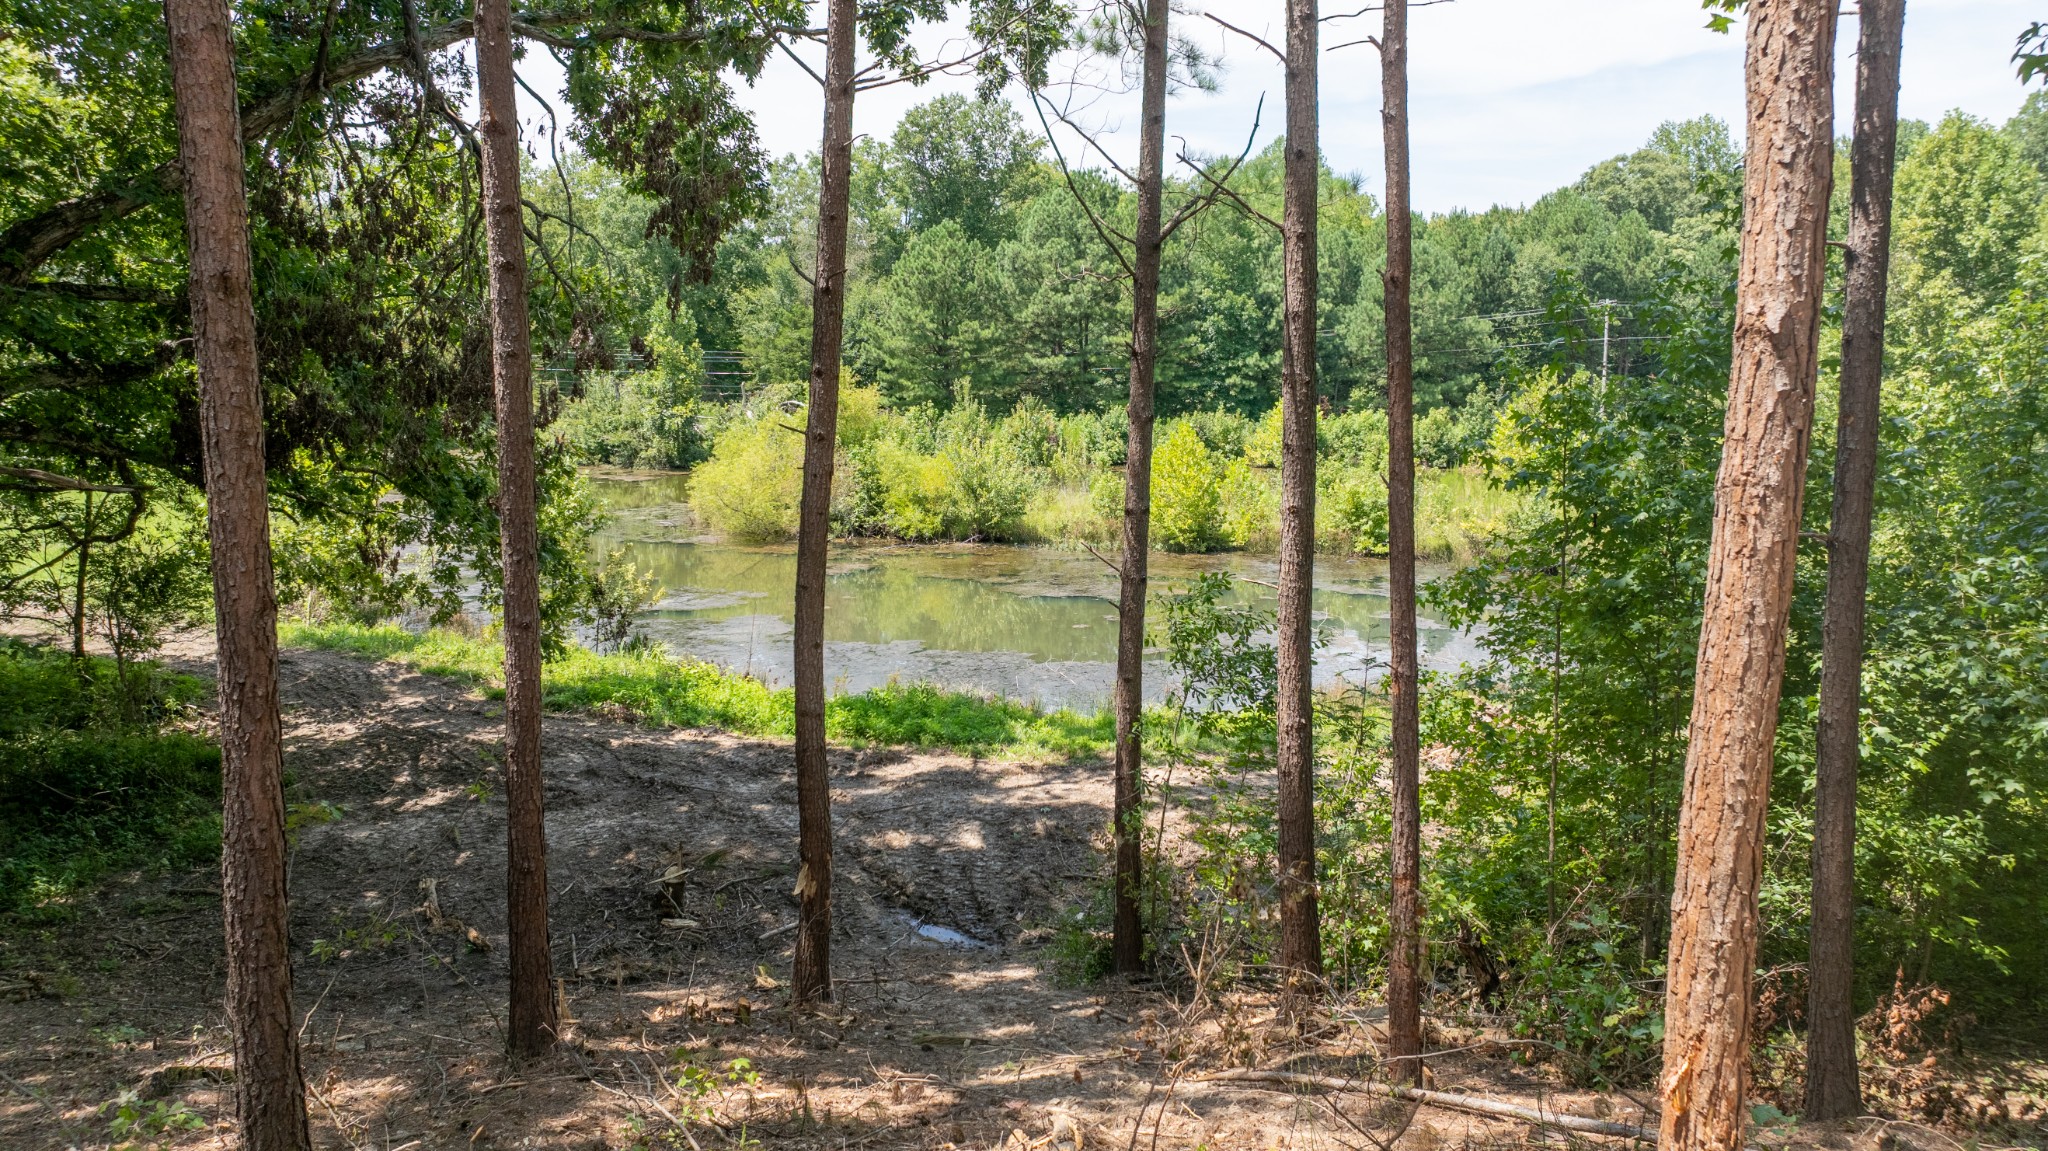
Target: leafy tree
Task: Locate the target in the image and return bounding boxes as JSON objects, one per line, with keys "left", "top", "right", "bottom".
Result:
{"left": 2012, "top": 92, "right": 2048, "bottom": 185}
{"left": 883, "top": 94, "right": 1044, "bottom": 247}
{"left": 0, "top": 0, "right": 801, "bottom": 645}
{"left": 871, "top": 220, "right": 1010, "bottom": 406}
{"left": 1892, "top": 113, "right": 2046, "bottom": 315}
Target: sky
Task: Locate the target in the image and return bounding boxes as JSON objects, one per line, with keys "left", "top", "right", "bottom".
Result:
{"left": 514, "top": 0, "right": 2045, "bottom": 215}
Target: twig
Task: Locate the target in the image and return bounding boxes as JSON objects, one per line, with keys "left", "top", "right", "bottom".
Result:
{"left": 1203, "top": 13, "right": 1285, "bottom": 62}
{"left": 1163, "top": 94, "right": 1266, "bottom": 242}
{"left": 1178, "top": 150, "right": 1280, "bottom": 232}
{"left": 1080, "top": 540, "right": 1123, "bottom": 577}
{"left": 1026, "top": 89, "right": 1136, "bottom": 279}
{"left": 299, "top": 972, "right": 340, "bottom": 1040}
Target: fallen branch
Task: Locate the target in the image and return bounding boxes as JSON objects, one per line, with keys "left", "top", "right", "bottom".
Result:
{"left": 1201, "top": 1069, "right": 1656, "bottom": 1142}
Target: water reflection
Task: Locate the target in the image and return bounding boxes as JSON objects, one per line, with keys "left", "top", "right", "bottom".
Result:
{"left": 588, "top": 472, "right": 1483, "bottom": 713}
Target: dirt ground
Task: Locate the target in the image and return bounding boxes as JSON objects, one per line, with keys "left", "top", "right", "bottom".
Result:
{"left": 0, "top": 643, "right": 2033, "bottom": 1150}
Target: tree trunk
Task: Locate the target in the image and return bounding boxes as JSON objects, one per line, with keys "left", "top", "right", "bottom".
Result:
{"left": 1110, "top": 0, "right": 1170, "bottom": 978}
{"left": 474, "top": 0, "right": 557, "bottom": 1057}
{"left": 72, "top": 494, "right": 91, "bottom": 662}
{"left": 162, "top": 0, "right": 312, "bottom": 1145}
{"left": 1659, "top": 3, "right": 1836, "bottom": 1149}
{"left": 792, "top": 0, "right": 858, "bottom": 1007}
{"left": 1806, "top": 0, "right": 1903, "bottom": 1121}
{"left": 1274, "top": 0, "right": 1324, "bottom": 986}
{"left": 1381, "top": 0, "right": 1424, "bottom": 1085}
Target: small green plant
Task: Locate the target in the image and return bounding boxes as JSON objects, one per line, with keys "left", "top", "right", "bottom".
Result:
{"left": 93, "top": 1023, "right": 147, "bottom": 1048}
{"left": 308, "top": 908, "right": 406, "bottom": 964}
{"left": 669, "top": 1050, "right": 761, "bottom": 1125}
{"left": 284, "top": 799, "right": 343, "bottom": 846}
{"left": 99, "top": 1088, "right": 207, "bottom": 1143}
{"left": 581, "top": 547, "right": 660, "bottom": 653}
{"left": 1507, "top": 906, "right": 1665, "bottom": 1085}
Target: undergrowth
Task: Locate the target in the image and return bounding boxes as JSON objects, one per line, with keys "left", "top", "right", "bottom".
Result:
{"left": 0, "top": 640, "right": 220, "bottom": 918}
{"left": 281, "top": 622, "right": 1130, "bottom": 761}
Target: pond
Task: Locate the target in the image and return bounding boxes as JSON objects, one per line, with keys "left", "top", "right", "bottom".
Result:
{"left": 589, "top": 471, "right": 1484, "bottom": 714}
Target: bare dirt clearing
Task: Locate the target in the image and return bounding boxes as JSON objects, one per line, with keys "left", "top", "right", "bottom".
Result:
{"left": 0, "top": 645, "right": 2011, "bottom": 1150}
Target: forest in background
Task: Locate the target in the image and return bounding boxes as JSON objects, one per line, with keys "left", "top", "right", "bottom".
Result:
{"left": 4, "top": 0, "right": 2048, "bottom": 1144}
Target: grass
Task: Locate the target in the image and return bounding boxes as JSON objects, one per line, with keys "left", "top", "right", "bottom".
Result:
{"left": 1417, "top": 466, "right": 1530, "bottom": 564}
{"left": 0, "top": 641, "right": 222, "bottom": 918}
{"left": 281, "top": 622, "right": 1123, "bottom": 761}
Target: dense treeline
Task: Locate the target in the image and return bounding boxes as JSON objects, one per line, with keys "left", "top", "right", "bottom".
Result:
{"left": 558, "top": 96, "right": 1746, "bottom": 434}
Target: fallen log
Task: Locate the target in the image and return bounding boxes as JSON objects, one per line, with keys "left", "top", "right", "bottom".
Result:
{"left": 1201, "top": 1069, "right": 1657, "bottom": 1142}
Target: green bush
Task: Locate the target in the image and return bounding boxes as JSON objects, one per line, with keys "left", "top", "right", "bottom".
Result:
{"left": 688, "top": 414, "right": 805, "bottom": 540}
{"left": 1216, "top": 458, "right": 1277, "bottom": 550}
{"left": 557, "top": 372, "right": 706, "bottom": 470}
{"left": 679, "top": 389, "right": 1511, "bottom": 556}
{"left": 0, "top": 642, "right": 220, "bottom": 914}
{"left": 1181, "top": 409, "right": 1257, "bottom": 459}
{"left": 1507, "top": 908, "right": 1665, "bottom": 1085}
{"left": 870, "top": 439, "right": 1034, "bottom": 541}
{"left": 1318, "top": 462, "right": 1389, "bottom": 554}
{"left": 1320, "top": 408, "right": 1389, "bottom": 467}
{"left": 1152, "top": 422, "right": 1225, "bottom": 552}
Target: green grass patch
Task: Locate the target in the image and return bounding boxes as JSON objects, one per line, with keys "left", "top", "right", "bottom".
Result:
{"left": 0, "top": 641, "right": 221, "bottom": 918}
{"left": 281, "top": 622, "right": 1120, "bottom": 760}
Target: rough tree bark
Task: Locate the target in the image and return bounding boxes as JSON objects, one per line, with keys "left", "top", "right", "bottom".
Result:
{"left": 1381, "top": 0, "right": 1424, "bottom": 1085}
{"left": 1109, "top": 0, "right": 1171, "bottom": 977}
{"left": 791, "top": 0, "right": 858, "bottom": 1007}
{"left": 1806, "top": 0, "right": 1904, "bottom": 1121}
{"left": 162, "top": 0, "right": 313, "bottom": 1144}
{"left": 474, "top": 0, "right": 557, "bottom": 1057}
{"left": 1659, "top": 3, "right": 1836, "bottom": 1149}
{"left": 1274, "top": 0, "right": 1324, "bottom": 985}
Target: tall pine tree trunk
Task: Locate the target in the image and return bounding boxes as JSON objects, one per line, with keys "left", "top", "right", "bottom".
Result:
{"left": 1110, "top": 0, "right": 1170, "bottom": 977}
{"left": 474, "top": 0, "right": 557, "bottom": 1056}
{"left": 1659, "top": 3, "right": 1836, "bottom": 1148}
{"left": 1274, "top": 0, "right": 1324, "bottom": 986}
{"left": 163, "top": 0, "right": 312, "bottom": 1143}
{"left": 792, "top": 0, "right": 858, "bottom": 1006}
{"left": 1806, "top": 0, "right": 1904, "bottom": 1120}
{"left": 1381, "top": 0, "right": 1424, "bottom": 1084}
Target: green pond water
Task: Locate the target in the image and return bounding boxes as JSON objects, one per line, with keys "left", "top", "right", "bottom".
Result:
{"left": 589, "top": 471, "right": 1483, "bottom": 713}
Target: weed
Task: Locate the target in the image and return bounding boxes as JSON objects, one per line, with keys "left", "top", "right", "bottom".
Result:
{"left": 99, "top": 1088, "right": 206, "bottom": 1143}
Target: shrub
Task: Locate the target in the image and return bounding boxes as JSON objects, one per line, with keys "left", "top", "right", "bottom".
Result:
{"left": 873, "top": 441, "right": 954, "bottom": 539}
{"left": 1077, "top": 403, "right": 1129, "bottom": 467}
{"left": 1182, "top": 408, "right": 1257, "bottom": 459}
{"left": 863, "top": 398, "right": 1039, "bottom": 541}
{"left": 1217, "top": 458, "right": 1277, "bottom": 550}
{"left": 1320, "top": 407, "right": 1389, "bottom": 467}
{"left": 688, "top": 414, "right": 805, "bottom": 540}
{"left": 1244, "top": 404, "right": 1284, "bottom": 468}
{"left": 1318, "top": 462, "right": 1389, "bottom": 554}
{"left": 0, "top": 642, "right": 221, "bottom": 914}
{"left": 557, "top": 372, "right": 707, "bottom": 470}
{"left": 1415, "top": 388, "right": 1505, "bottom": 468}
{"left": 1152, "top": 422, "right": 1225, "bottom": 552}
